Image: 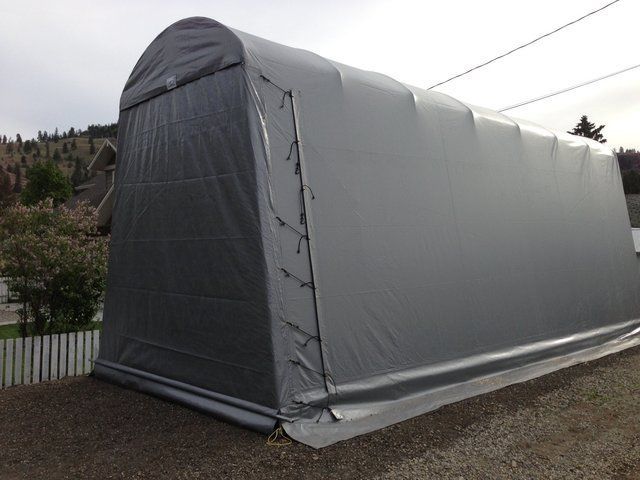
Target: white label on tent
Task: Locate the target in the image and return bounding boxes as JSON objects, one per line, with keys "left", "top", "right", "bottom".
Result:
{"left": 166, "top": 75, "right": 177, "bottom": 90}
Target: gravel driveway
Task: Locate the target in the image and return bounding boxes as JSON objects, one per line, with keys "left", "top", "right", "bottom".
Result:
{"left": 1, "top": 347, "right": 639, "bottom": 479}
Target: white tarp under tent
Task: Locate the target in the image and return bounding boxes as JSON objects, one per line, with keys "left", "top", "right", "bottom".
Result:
{"left": 95, "top": 17, "right": 640, "bottom": 448}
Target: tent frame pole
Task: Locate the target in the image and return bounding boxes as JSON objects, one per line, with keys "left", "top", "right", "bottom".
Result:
{"left": 288, "top": 89, "right": 333, "bottom": 398}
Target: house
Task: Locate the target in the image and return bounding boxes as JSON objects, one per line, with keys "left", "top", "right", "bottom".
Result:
{"left": 65, "top": 138, "right": 116, "bottom": 233}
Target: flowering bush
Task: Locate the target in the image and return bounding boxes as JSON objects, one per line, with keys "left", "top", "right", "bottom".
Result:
{"left": 0, "top": 200, "right": 109, "bottom": 336}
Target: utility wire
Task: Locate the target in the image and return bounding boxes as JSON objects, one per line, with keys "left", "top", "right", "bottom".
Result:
{"left": 498, "top": 62, "right": 640, "bottom": 112}
{"left": 427, "top": 0, "right": 622, "bottom": 90}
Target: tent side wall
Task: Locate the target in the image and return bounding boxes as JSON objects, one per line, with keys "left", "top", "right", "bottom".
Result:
{"left": 96, "top": 25, "right": 283, "bottom": 431}
{"left": 234, "top": 32, "right": 640, "bottom": 446}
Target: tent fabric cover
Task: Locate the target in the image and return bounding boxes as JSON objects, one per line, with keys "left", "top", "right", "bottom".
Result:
{"left": 95, "top": 17, "right": 640, "bottom": 448}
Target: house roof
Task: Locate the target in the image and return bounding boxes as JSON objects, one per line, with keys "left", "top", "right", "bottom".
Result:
{"left": 88, "top": 138, "right": 117, "bottom": 173}
{"left": 65, "top": 137, "right": 117, "bottom": 229}
{"left": 65, "top": 172, "right": 108, "bottom": 210}
{"left": 65, "top": 172, "right": 113, "bottom": 228}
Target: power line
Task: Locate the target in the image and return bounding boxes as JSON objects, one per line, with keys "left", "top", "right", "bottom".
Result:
{"left": 498, "top": 63, "right": 640, "bottom": 112}
{"left": 427, "top": 0, "right": 622, "bottom": 90}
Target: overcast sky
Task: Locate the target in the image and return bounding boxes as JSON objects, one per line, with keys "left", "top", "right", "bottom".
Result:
{"left": 1, "top": 0, "right": 638, "bottom": 148}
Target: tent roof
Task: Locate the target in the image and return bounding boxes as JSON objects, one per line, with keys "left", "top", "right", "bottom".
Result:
{"left": 121, "top": 18, "right": 243, "bottom": 110}
{"left": 121, "top": 17, "right": 610, "bottom": 158}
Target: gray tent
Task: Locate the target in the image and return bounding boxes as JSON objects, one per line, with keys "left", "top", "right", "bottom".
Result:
{"left": 95, "top": 17, "right": 640, "bottom": 448}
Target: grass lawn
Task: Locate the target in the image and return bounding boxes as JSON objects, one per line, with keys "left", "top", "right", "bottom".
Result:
{"left": 0, "top": 321, "right": 102, "bottom": 340}
{"left": 0, "top": 323, "right": 20, "bottom": 340}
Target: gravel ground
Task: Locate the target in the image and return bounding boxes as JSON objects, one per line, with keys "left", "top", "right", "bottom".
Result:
{"left": 1, "top": 347, "right": 639, "bottom": 479}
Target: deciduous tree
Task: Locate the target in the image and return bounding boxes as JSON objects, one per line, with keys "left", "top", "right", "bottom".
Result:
{"left": 21, "top": 161, "right": 72, "bottom": 206}
{"left": 0, "top": 201, "right": 109, "bottom": 336}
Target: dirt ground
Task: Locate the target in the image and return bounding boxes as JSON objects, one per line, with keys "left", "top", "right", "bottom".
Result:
{"left": 1, "top": 347, "right": 640, "bottom": 479}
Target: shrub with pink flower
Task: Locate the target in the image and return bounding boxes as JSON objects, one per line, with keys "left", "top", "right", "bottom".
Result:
{"left": 0, "top": 200, "right": 109, "bottom": 336}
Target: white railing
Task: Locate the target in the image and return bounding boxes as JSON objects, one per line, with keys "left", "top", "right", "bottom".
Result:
{"left": 0, "top": 330, "right": 100, "bottom": 388}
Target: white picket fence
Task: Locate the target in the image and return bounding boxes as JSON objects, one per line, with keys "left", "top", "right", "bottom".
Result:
{"left": 0, "top": 330, "right": 100, "bottom": 388}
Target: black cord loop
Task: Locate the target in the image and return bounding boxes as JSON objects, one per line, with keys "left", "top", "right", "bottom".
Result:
{"left": 279, "top": 90, "right": 292, "bottom": 109}
{"left": 275, "top": 216, "right": 305, "bottom": 236}
{"left": 286, "top": 140, "right": 298, "bottom": 161}
{"left": 289, "top": 360, "right": 337, "bottom": 394}
{"left": 259, "top": 74, "right": 288, "bottom": 93}
{"left": 284, "top": 321, "right": 321, "bottom": 346}
{"left": 301, "top": 184, "right": 315, "bottom": 199}
{"left": 280, "top": 268, "right": 315, "bottom": 289}
{"left": 299, "top": 185, "right": 315, "bottom": 225}
{"left": 275, "top": 216, "right": 308, "bottom": 254}
{"left": 288, "top": 359, "right": 325, "bottom": 378}
{"left": 296, "top": 235, "right": 308, "bottom": 254}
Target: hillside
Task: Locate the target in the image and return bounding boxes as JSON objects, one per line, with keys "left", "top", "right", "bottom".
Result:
{"left": 0, "top": 137, "right": 109, "bottom": 188}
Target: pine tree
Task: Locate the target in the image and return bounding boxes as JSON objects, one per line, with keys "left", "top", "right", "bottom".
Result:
{"left": 52, "top": 148, "right": 62, "bottom": 162}
{"left": 16, "top": 133, "right": 22, "bottom": 145}
{"left": 68, "top": 127, "right": 76, "bottom": 138}
{"left": 2, "top": 135, "right": 7, "bottom": 144}
{"left": 71, "top": 138, "right": 77, "bottom": 150}
{"left": 568, "top": 115, "right": 607, "bottom": 144}
{"left": 62, "top": 142, "right": 69, "bottom": 154}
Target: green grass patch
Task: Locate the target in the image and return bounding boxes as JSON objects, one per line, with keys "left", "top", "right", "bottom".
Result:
{"left": 0, "top": 321, "right": 102, "bottom": 340}
{"left": 0, "top": 323, "right": 20, "bottom": 340}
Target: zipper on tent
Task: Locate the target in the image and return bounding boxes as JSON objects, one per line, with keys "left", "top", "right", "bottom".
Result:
{"left": 260, "top": 75, "right": 334, "bottom": 399}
